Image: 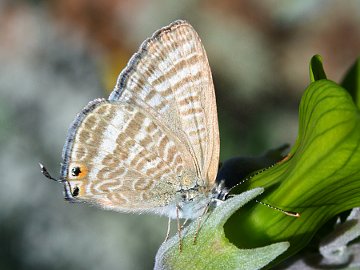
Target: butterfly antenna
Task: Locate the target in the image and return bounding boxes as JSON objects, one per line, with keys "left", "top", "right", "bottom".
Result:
{"left": 39, "top": 163, "right": 62, "bottom": 183}
{"left": 222, "top": 165, "right": 300, "bottom": 218}
{"left": 255, "top": 199, "right": 300, "bottom": 217}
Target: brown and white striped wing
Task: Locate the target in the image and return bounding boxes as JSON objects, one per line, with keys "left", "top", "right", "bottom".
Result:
{"left": 61, "top": 99, "right": 197, "bottom": 211}
{"left": 60, "top": 20, "right": 219, "bottom": 212}
{"left": 110, "top": 20, "right": 219, "bottom": 186}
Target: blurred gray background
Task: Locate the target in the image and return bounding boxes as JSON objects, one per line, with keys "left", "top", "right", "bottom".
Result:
{"left": 1, "top": 0, "right": 359, "bottom": 269}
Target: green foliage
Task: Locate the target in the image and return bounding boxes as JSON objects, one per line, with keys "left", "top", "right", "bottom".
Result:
{"left": 309, "top": 54, "right": 327, "bottom": 82}
{"left": 156, "top": 56, "right": 360, "bottom": 269}
{"left": 228, "top": 79, "right": 360, "bottom": 266}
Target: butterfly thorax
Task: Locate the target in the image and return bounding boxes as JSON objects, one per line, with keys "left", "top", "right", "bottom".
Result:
{"left": 153, "top": 188, "right": 212, "bottom": 220}
{"left": 144, "top": 172, "right": 209, "bottom": 218}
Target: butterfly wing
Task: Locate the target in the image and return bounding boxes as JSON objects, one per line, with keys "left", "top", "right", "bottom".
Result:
{"left": 61, "top": 99, "right": 197, "bottom": 212}
{"left": 110, "top": 20, "right": 219, "bottom": 187}
{"left": 60, "top": 20, "right": 219, "bottom": 214}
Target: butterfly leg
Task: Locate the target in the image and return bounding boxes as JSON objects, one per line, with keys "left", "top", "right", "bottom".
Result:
{"left": 181, "top": 218, "right": 189, "bottom": 230}
{"left": 193, "top": 203, "right": 210, "bottom": 244}
{"left": 176, "top": 204, "right": 182, "bottom": 252}
{"left": 164, "top": 216, "right": 171, "bottom": 243}
{"left": 163, "top": 217, "right": 188, "bottom": 244}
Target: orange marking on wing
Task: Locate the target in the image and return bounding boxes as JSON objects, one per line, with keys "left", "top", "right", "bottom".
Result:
{"left": 69, "top": 162, "right": 89, "bottom": 180}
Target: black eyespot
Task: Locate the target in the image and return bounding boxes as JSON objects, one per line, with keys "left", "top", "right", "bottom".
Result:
{"left": 71, "top": 166, "right": 81, "bottom": 176}
{"left": 72, "top": 186, "right": 79, "bottom": 197}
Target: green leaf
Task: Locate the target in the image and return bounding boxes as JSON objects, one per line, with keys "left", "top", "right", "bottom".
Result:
{"left": 227, "top": 79, "right": 360, "bottom": 267}
{"left": 155, "top": 188, "right": 290, "bottom": 270}
{"left": 309, "top": 54, "right": 327, "bottom": 82}
{"left": 155, "top": 60, "right": 360, "bottom": 269}
{"left": 341, "top": 57, "right": 360, "bottom": 109}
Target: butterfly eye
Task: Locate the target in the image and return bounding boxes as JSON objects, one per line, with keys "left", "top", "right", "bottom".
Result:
{"left": 71, "top": 166, "right": 81, "bottom": 177}
{"left": 72, "top": 186, "right": 80, "bottom": 197}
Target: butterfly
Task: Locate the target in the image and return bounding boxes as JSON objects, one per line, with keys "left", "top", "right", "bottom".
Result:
{"left": 40, "top": 20, "right": 227, "bottom": 231}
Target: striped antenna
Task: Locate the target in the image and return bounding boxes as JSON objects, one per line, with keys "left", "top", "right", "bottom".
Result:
{"left": 39, "top": 163, "right": 62, "bottom": 183}
{"left": 255, "top": 199, "right": 300, "bottom": 217}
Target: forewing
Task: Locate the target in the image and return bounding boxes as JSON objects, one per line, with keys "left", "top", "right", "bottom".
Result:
{"left": 109, "top": 20, "right": 220, "bottom": 186}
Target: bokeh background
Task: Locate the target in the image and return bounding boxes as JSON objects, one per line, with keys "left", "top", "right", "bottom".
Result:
{"left": 1, "top": 0, "right": 359, "bottom": 269}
